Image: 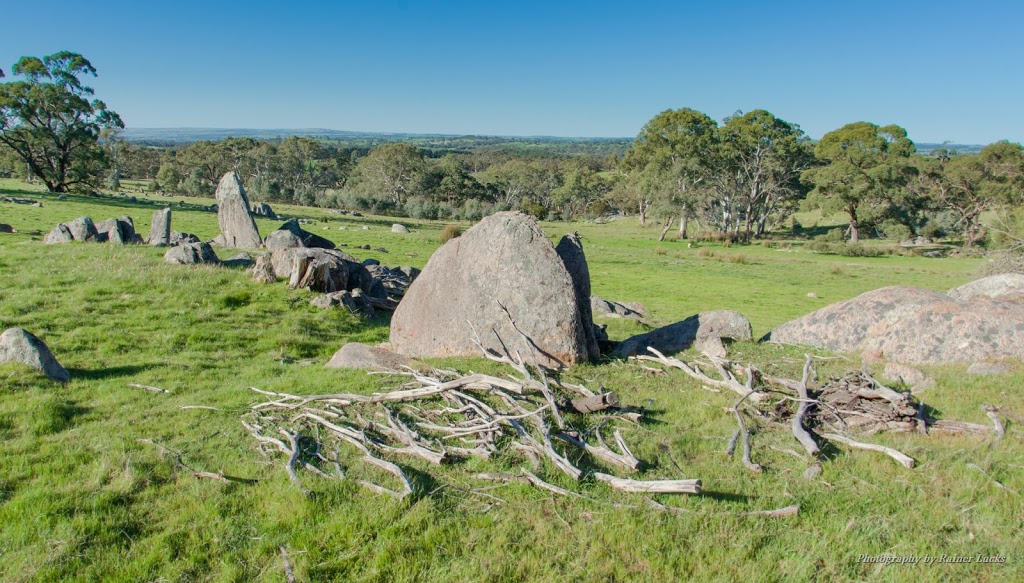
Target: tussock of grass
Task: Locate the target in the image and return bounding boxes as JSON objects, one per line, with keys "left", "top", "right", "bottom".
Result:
{"left": 0, "top": 178, "right": 1019, "bottom": 580}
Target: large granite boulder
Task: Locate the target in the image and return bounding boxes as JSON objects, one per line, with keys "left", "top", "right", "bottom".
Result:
{"left": 147, "top": 208, "right": 172, "bottom": 246}
{"left": 765, "top": 282, "right": 1024, "bottom": 365}
{"left": 0, "top": 328, "right": 70, "bottom": 382}
{"left": 65, "top": 217, "right": 97, "bottom": 241}
{"left": 164, "top": 242, "right": 220, "bottom": 265}
{"left": 612, "top": 310, "right": 753, "bottom": 358}
{"left": 264, "top": 229, "right": 305, "bottom": 252}
{"left": 95, "top": 216, "right": 138, "bottom": 245}
{"left": 391, "top": 223, "right": 410, "bottom": 234}
{"left": 277, "top": 218, "right": 336, "bottom": 249}
{"left": 948, "top": 273, "right": 1024, "bottom": 301}
{"left": 214, "top": 172, "right": 262, "bottom": 248}
{"left": 326, "top": 343, "right": 411, "bottom": 371}
{"left": 764, "top": 287, "right": 949, "bottom": 354}
{"left": 556, "top": 232, "right": 600, "bottom": 360}
{"left": 389, "top": 211, "right": 592, "bottom": 367}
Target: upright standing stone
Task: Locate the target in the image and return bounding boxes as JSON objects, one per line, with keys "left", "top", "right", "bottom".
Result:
{"left": 214, "top": 172, "right": 262, "bottom": 248}
{"left": 555, "top": 232, "right": 600, "bottom": 360}
{"left": 147, "top": 208, "right": 172, "bottom": 246}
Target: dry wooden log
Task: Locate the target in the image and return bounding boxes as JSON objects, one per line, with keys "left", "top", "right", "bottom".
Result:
{"left": 281, "top": 546, "right": 296, "bottom": 583}
{"left": 128, "top": 383, "right": 170, "bottom": 394}
{"left": 792, "top": 355, "right": 820, "bottom": 457}
{"left": 984, "top": 406, "right": 1005, "bottom": 448}
{"left": 821, "top": 433, "right": 915, "bottom": 469}
{"left": 637, "top": 347, "right": 763, "bottom": 401}
{"left": 563, "top": 392, "right": 619, "bottom": 414}
{"left": 554, "top": 431, "right": 641, "bottom": 471}
{"left": 593, "top": 473, "right": 702, "bottom": 494}
{"left": 521, "top": 469, "right": 584, "bottom": 498}
{"left": 926, "top": 420, "right": 994, "bottom": 436}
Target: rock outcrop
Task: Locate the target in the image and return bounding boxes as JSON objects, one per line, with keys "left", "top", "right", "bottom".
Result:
{"left": 214, "top": 172, "right": 262, "bottom": 248}
{"left": 948, "top": 273, "right": 1024, "bottom": 301}
{"left": 164, "top": 242, "right": 220, "bottom": 265}
{"left": 278, "top": 218, "right": 336, "bottom": 249}
{"left": 612, "top": 310, "right": 753, "bottom": 358}
{"left": 389, "top": 211, "right": 593, "bottom": 367}
{"left": 765, "top": 280, "right": 1024, "bottom": 365}
{"left": 0, "top": 328, "right": 70, "bottom": 382}
{"left": 326, "top": 343, "right": 411, "bottom": 371}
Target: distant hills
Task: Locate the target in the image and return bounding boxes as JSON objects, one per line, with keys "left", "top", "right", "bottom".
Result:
{"left": 121, "top": 127, "right": 983, "bottom": 157}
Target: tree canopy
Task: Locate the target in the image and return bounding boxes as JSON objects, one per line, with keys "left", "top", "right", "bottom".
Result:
{"left": 0, "top": 51, "right": 123, "bottom": 192}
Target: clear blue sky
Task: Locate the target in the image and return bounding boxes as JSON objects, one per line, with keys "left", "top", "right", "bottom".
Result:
{"left": 2, "top": 0, "right": 1021, "bottom": 143}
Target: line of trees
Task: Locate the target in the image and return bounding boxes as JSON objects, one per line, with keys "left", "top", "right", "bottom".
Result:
{"left": 2, "top": 52, "right": 1023, "bottom": 248}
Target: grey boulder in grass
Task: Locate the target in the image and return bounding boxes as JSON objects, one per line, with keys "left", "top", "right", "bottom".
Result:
{"left": 164, "top": 242, "right": 220, "bottom": 265}
{"left": 765, "top": 280, "right": 1024, "bottom": 365}
{"left": 0, "top": 328, "right": 70, "bottom": 383}
{"left": 389, "top": 211, "right": 594, "bottom": 368}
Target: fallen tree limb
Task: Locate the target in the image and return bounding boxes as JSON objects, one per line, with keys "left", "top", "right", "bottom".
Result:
{"left": 128, "top": 383, "right": 170, "bottom": 394}
{"left": 593, "top": 473, "right": 702, "bottom": 494}
{"left": 821, "top": 433, "right": 915, "bottom": 469}
{"left": 792, "top": 355, "right": 820, "bottom": 457}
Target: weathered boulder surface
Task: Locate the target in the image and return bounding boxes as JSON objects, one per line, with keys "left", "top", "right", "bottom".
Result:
{"left": 147, "top": 208, "right": 172, "bottom": 246}
{"left": 169, "top": 231, "right": 200, "bottom": 246}
{"left": 389, "top": 211, "right": 592, "bottom": 367}
{"left": 0, "top": 327, "right": 70, "bottom": 382}
{"left": 326, "top": 342, "right": 411, "bottom": 371}
{"left": 882, "top": 363, "right": 931, "bottom": 387}
{"left": 65, "top": 216, "right": 98, "bottom": 241}
{"left": 277, "top": 248, "right": 371, "bottom": 293}
{"left": 591, "top": 295, "right": 648, "bottom": 320}
{"left": 164, "top": 242, "right": 220, "bottom": 265}
{"left": 612, "top": 310, "right": 753, "bottom": 358}
{"left": 391, "top": 223, "right": 410, "bottom": 234}
{"left": 948, "top": 273, "right": 1024, "bottom": 301}
{"left": 265, "top": 229, "right": 305, "bottom": 252}
{"left": 252, "top": 254, "right": 276, "bottom": 283}
{"left": 95, "top": 216, "right": 138, "bottom": 245}
{"left": 44, "top": 223, "right": 74, "bottom": 244}
{"left": 278, "top": 218, "right": 336, "bottom": 249}
{"left": 556, "top": 232, "right": 600, "bottom": 360}
{"left": 222, "top": 252, "right": 253, "bottom": 268}
{"left": 765, "top": 281, "right": 1024, "bottom": 365}
{"left": 764, "top": 287, "right": 950, "bottom": 354}
{"left": 214, "top": 172, "right": 262, "bottom": 248}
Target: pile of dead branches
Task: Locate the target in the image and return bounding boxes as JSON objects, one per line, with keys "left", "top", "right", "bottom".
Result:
{"left": 243, "top": 337, "right": 700, "bottom": 502}
{"left": 638, "top": 348, "right": 1006, "bottom": 472}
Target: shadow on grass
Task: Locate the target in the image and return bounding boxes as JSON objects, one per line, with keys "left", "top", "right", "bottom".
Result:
{"left": 69, "top": 364, "right": 154, "bottom": 380}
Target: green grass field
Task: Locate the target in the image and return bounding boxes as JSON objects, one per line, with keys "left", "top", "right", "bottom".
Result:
{"left": 0, "top": 179, "right": 1020, "bottom": 582}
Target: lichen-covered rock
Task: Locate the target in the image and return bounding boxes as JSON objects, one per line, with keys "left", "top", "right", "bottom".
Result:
{"left": 766, "top": 286, "right": 1024, "bottom": 365}
{"left": 612, "top": 310, "right": 752, "bottom": 358}
{"left": 763, "top": 287, "right": 950, "bottom": 353}
{"left": 0, "top": 328, "right": 70, "bottom": 382}
{"left": 391, "top": 223, "right": 410, "bottom": 234}
{"left": 169, "top": 231, "right": 200, "bottom": 246}
{"left": 389, "top": 211, "right": 592, "bottom": 367}
{"left": 214, "top": 172, "right": 262, "bottom": 248}
{"left": 326, "top": 343, "right": 411, "bottom": 371}
{"left": 147, "top": 208, "right": 172, "bottom": 246}
{"left": 164, "top": 242, "right": 220, "bottom": 265}
{"left": 284, "top": 248, "right": 372, "bottom": 293}
{"left": 948, "top": 273, "right": 1024, "bottom": 301}
{"left": 95, "top": 216, "right": 137, "bottom": 245}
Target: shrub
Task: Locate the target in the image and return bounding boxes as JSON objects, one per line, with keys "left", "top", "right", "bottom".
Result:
{"left": 655, "top": 247, "right": 667, "bottom": 256}
{"left": 696, "top": 248, "right": 716, "bottom": 259}
{"left": 830, "top": 264, "right": 843, "bottom": 275}
{"left": 440, "top": 224, "right": 463, "bottom": 244}
{"left": 877, "top": 220, "right": 912, "bottom": 242}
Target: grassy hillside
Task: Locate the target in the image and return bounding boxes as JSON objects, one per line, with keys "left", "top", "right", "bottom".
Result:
{"left": 0, "top": 179, "right": 1019, "bottom": 581}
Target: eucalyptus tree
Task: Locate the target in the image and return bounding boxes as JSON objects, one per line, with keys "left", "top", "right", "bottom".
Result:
{"left": 717, "top": 110, "right": 813, "bottom": 240}
{"left": 802, "top": 122, "right": 916, "bottom": 242}
{"left": 353, "top": 143, "right": 427, "bottom": 205}
{"left": 0, "top": 52, "right": 123, "bottom": 192}
{"left": 624, "top": 108, "right": 718, "bottom": 236}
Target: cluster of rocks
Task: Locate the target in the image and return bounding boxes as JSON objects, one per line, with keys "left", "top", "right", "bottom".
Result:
{"left": 764, "top": 273, "right": 1024, "bottom": 369}
{"left": 1, "top": 195, "right": 42, "bottom": 206}
{"left": 44, "top": 215, "right": 143, "bottom": 245}
{"left": 252, "top": 202, "right": 277, "bottom": 219}
{"left": 331, "top": 212, "right": 758, "bottom": 370}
